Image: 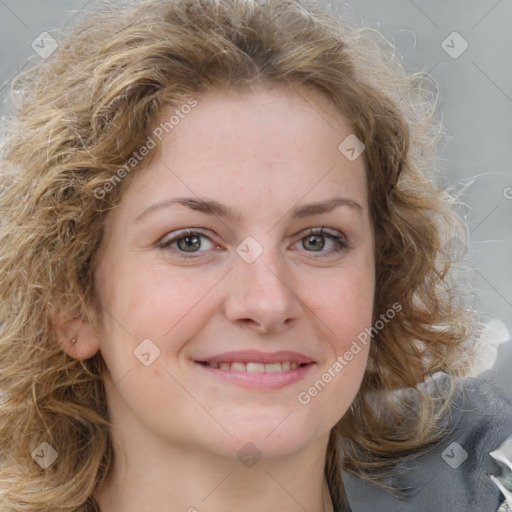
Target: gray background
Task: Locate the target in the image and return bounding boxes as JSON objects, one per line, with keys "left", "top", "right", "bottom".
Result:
{"left": 1, "top": 0, "right": 511, "bottom": 343}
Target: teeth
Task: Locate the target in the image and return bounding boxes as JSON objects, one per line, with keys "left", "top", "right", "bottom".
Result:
{"left": 246, "top": 362, "right": 265, "bottom": 373}
{"left": 204, "top": 361, "right": 305, "bottom": 372}
{"left": 265, "top": 363, "right": 283, "bottom": 373}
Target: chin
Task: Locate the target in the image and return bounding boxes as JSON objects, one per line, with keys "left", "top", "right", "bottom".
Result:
{"left": 213, "top": 414, "right": 327, "bottom": 461}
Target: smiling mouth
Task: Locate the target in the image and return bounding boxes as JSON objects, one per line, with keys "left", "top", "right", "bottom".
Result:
{"left": 195, "top": 353, "right": 316, "bottom": 389}
{"left": 197, "top": 361, "right": 312, "bottom": 373}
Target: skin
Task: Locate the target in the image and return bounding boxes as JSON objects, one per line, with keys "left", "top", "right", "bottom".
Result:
{"left": 57, "top": 84, "right": 375, "bottom": 512}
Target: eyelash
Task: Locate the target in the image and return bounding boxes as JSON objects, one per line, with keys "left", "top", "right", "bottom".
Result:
{"left": 157, "top": 227, "right": 349, "bottom": 260}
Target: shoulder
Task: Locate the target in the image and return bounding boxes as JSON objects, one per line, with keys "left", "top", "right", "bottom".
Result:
{"left": 341, "top": 340, "right": 512, "bottom": 512}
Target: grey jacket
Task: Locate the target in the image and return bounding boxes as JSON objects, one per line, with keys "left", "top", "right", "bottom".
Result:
{"left": 341, "top": 341, "right": 512, "bottom": 512}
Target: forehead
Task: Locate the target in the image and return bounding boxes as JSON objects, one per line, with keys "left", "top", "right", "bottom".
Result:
{"left": 117, "top": 84, "right": 368, "bottom": 223}
{"left": 163, "top": 84, "right": 350, "bottom": 156}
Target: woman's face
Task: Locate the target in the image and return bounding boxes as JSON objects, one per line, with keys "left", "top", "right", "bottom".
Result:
{"left": 90, "top": 85, "right": 375, "bottom": 459}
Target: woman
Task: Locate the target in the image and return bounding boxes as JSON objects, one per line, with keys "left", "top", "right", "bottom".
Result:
{"left": 0, "top": 1, "right": 510, "bottom": 511}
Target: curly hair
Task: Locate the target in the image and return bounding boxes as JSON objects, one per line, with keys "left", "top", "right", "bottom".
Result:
{"left": 0, "top": 0, "right": 477, "bottom": 510}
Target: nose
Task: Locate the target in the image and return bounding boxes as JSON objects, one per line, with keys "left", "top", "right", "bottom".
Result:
{"left": 223, "top": 246, "right": 302, "bottom": 335}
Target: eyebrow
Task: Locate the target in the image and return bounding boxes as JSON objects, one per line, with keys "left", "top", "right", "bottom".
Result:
{"left": 134, "top": 196, "right": 363, "bottom": 223}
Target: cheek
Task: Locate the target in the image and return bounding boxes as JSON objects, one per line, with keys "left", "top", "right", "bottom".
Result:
{"left": 92, "top": 262, "right": 205, "bottom": 405}
{"left": 95, "top": 259, "right": 222, "bottom": 356}
{"left": 295, "top": 262, "right": 373, "bottom": 415}
{"left": 305, "top": 266, "right": 374, "bottom": 343}
{"left": 296, "top": 270, "right": 373, "bottom": 427}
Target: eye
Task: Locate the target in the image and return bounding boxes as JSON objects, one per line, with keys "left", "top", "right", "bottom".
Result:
{"left": 157, "top": 229, "right": 218, "bottom": 258}
{"left": 157, "top": 227, "right": 349, "bottom": 260}
{"left": 293, "top": 227, "right": 349, "bottom": 257}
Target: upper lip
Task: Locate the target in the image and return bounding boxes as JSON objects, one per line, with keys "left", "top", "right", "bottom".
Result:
{"left": 196, "top": 350, "right": 315, "bottom": 365}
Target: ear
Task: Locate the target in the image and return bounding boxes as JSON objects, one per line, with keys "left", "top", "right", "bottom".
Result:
{"left": 51, "top": 298, "right": 102, "bottom": 360}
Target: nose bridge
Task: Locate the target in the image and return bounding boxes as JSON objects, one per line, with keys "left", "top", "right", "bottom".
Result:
{"left": 223, "top": 233, "right": 301, "bottom": 332}
{"left": 236, "top": 234, "right": 292, "bottom": 300}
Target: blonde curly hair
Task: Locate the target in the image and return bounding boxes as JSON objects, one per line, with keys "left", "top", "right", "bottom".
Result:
{"left": 0, "top": 0, "right": 477, "bottom": 510}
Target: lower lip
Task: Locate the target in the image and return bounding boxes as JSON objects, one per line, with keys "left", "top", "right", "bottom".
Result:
{"left": 195, "top": 362, "right": 316, "bottom": 390}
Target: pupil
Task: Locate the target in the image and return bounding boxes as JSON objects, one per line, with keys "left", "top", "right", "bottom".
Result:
{"left": 178, "top": 235, "right": 200, "bottom": 252}
{"left": 304, "top": 235, "right": 324, "bottom": 251}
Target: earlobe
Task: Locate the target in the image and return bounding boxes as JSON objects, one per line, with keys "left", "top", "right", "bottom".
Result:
{"left": 51, "top": 300, "right": 102, "bottom": 360}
